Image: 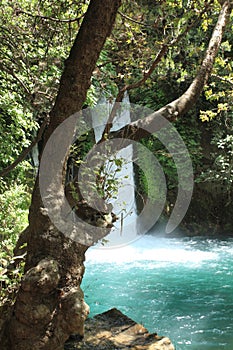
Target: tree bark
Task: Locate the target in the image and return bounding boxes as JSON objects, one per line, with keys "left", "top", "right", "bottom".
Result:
{"left": 1, "top": 1, "right": 121, "bottom": 349}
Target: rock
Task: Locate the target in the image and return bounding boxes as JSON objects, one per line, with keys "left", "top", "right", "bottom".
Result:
{"left": 64, "top": 308, "right": 175, "bottom": 350}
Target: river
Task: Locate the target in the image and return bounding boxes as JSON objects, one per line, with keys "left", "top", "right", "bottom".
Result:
{"left": 82, "top": 234, "right": 233, "bottom": 350}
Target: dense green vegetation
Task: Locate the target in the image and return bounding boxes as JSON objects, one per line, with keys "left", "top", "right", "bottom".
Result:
{"left": 0, "top": 0, "right": 232, "bottom": 303}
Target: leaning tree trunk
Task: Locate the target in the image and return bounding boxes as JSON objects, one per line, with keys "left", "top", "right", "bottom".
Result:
{"left": 1, "top": 1, "right": 121, "bottom": 349}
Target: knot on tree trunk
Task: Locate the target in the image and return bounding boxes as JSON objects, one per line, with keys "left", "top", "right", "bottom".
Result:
{"left": 21, "top": 258, "right": 60, "bottom": 293}
{"left": 60, "top": 287, "right": 90, "bottom": 335}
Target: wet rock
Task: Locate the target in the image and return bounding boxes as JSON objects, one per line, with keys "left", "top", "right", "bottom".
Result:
{"left": 65, "top": 308, "right": 175, "bottom": 350}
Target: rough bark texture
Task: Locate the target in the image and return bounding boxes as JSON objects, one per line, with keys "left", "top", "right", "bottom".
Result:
{"left": 0, "top": 1, "right": 121, "bottom": 349}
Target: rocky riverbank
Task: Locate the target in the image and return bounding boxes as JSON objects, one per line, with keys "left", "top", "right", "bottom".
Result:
{"left": 64, "top": 308, "right": 175, "bottom": 350}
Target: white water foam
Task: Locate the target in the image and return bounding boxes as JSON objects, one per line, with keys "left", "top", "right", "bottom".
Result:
{"left": 86, "top": 235, "right": 218, "bottom": 265}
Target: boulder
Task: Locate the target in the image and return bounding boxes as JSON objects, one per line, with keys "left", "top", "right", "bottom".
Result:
{"left": 65, "top": 308, "right": 175, "bottom": 350}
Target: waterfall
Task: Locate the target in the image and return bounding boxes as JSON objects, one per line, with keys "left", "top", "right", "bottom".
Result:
{"left": 91, "top": 93, "right": 138, "bottom": 248}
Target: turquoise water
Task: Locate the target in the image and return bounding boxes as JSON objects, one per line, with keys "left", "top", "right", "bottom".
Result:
{"left": 82, "top": 235, "right": 233, "bottom": 350}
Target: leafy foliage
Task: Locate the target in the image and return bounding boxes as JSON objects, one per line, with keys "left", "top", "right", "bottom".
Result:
{"left": 0, "top": 183, "right": 29, "bottom": 304}
{"left": 0, "top": 238, "right": 26, "bottom": 305}
{"left": 0, "top": 183, "right": 30, "bottom": 238}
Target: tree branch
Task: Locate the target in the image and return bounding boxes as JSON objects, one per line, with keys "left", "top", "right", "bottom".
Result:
{"left": 110, "top": 0, "right": 232, "bottom": 141}
{"left": 99, "top": 0, "right": 215, "bottom": 141}
{"left": 0, "top": 116, "right": 49, "bottom": 177}
{"left": 0, "top": 62, "right": 31, "bottom": 96}
{"left": 211, "top": 73, "right": 233, "bottom": 86}
{"left": 118, "top": 10, "right": 151, "bottom": 27}
{"left": 168, "top": 0, "right": 232, "bottom": 117}
{"left": 16, "top": 9, "right": 85, "bottom": 24}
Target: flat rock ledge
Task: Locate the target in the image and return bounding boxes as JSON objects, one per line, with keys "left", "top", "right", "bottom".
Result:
{"left": 64, "top": 308, "right": 175, "bottom": 350}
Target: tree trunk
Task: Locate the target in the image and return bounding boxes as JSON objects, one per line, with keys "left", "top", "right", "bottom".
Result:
{"left": 1, "top": 1, "right": 121, "bottom": 349}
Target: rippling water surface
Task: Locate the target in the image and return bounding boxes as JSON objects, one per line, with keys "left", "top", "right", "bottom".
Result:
{"left": 82, "top": 235, "right": 233, "bottom": 350}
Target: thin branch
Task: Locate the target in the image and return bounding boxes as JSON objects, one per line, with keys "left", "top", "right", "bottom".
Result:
{"left": 211, "top": 73, "right": 233, "bottom": 86}
{"left": 118, "top": 10, "right": 151, "bottom": 27}
{"left": 0, "top": 116, "right": 50, "bottom": 177}
{"left": 0, "top": 62, "right": 31, "bottom": 96}
{"left": 124, "top": 0, "right": 214, "bottom": 91}
{"left": 122, "top": 0, "right": 215, "bottom": 93}
{"left": 16, "top": 9, "right": 84, "bottom": 24}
